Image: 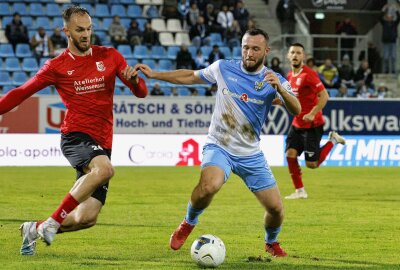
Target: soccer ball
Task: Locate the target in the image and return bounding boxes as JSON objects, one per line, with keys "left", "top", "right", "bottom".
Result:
{"left": 190, "top": 234, "right": 226, "bottom": 268}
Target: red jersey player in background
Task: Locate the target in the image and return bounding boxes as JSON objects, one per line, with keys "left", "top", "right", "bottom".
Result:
{"left": 0, "top": 6, "right": 148, "bottom": 255}
{"left": 284, "top": 43, "right": 345, "bottom": 199}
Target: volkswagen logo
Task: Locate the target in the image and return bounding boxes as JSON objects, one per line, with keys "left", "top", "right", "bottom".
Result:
{"left": 262, "top": 106, "right": 291, "bottom": 135}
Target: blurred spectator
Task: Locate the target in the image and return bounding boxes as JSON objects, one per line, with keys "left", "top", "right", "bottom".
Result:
{"left": 269, "top": 57, "right": 285, "bottom": 77}
{"left": 336, "top": 84, "right": 350, "bottom": 98}
{"left": 127, "top": 20, "right": 142, "bottom": 46}
{"left": 358, "top": 42, "right": 382, "bottom": 74}
{"left": 335, "top": 17, "right": 358, "bottom": 62}
{"left": 142, "top": 23, "right": 160, "bottom": 46}
{"left": 233, "top": 0, "right": 250, "bottom": 33}
{"left": 163, "top": 0, "right": 179, "bottom": 19}
{"left": 217, "top": 5, "right": 234, "bottom": 35}
{"left": 108, "top": 15, "right": 128, "bottom": 48}
{"left": 170, "top": 87, "right": 179, "bottom": 96}
{"left": 176, "top": 44, "right": 195, "bottom": 69}
{"left": 30, "top": 27, "right": 54, "bottom": 62}
{"left": 50, "top": 27, "right": 67, "bottom": 56}
{"left": 380, "top": 4, "right": 400, "bottom": 74}
{"left": 90, "top": 32, "right": 102, "bottom": 46}
{"left": 338, "top": 54, "right": 355, "bottom": 88}
{"left": 318, "top": 58, "right": 340, "bottom": 89}
{"left": 354, "top": 60, "right": 374, "bottom": 89}
{"left": 208, "top": 45, "right": 225, "bottom": 64}
{"left": 150, "top": 83, "right": 165, "bottom": 96}
{"left": 225, "top": 20, "right": 241, "bottom": 48}
{"left": 276, "top": 0, "right": 296, "bottom": 46}
{"left": 246, "top": 18, "right": 257, "bottom": 31}
{"left": 189, "top": 16, "right": 211, "bottom": 48}
{"left": 194, "top": 48, "right": 208, "bottom": 69}
{"left": 306, "top": 57, "right": 319, "bottom": 73}
{"left": 373, "top": 83, "right": 392, "bottom": 99}
{"left": 205, "top": 84, "right": 218, "bottom": 96}
{"left": 190, "top": 88, "right": 199, "bottom": 96}
{"left": 195, "top": 0, "right": 210, "bottom": 13}
{"left": 356, "top": 83, "right": 371, "bottom": 99}
{"left": 5, "top": 12, "right": 29, "bottom": 51}
{"left": 177, "top": 0, "right": 191, "bottom": 25}
{"left": 188, "top": 2, "right": 201, "bottom": 27}
{"left": 204, "top": 4, "right": 221, "bottom": 33}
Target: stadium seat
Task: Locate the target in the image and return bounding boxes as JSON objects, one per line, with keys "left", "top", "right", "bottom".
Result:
{"left": 347, "top": 88, "right": 356, "bottom": 97}
{"left": 80, "top": 4, "right": 94, "bottom": 14}
{"left": 132, "top": 45, "right": 149, "bottom": 59}
{"left": 150, "top": 45, "right": 166, "bottom": 60}
{"left": 166, "top": 19, "right": 183, "bottom": 32}
{"left": 53, "top": 17, "right": 64, "bottom": 28}
{"left": 175, "top": 32, "right": 191, "bottom": 46}
{"left": 0, "top": 72, "right": 13, "bottom": 86}
{"left": 29, "top": 3, "right": 44, "bottom": 16}
{"left": 36, "top": 17, "right": 52, "bottom": 30}
{"left": 127, "top": 59, "right": 139, "bottom": 67}
{"left": 21, "top": 16, "right": 34, "bottom": 30}
{"left": 145, "top": 5, "right": 159, "bottom": 18}
{"left": 0, "top": 44, "right": 15, "bottom": 58}
{"left": 151, "top": 0, "right": 164, "bottom": 5}
{"left": 158, "top": 59, "right": 173, "bottom": 71}
{"left": 151, "top": 18, "right": 166, "bottom": 32}
{"left": 5, "top": 58, "right": 21, "bottom": 72}
{"left": 102, "top": 18, "right": 113, "bottom": 31}
{"left": 37, "top": 86, "right": 52, "bottom": 95}
{"left": 232, "top": 46, "right": 241, "bottom": 60}
{"left": 115, "top": 77, "right": 124, "bottom": 88}
{"left": 15, "top": 44, "right": 32, "bottom": 58}
{"left": 111, "top": 4, "right": 127, "bottom": 17}
{"left": 114, "top": 87, "right": 123, "bottom": 95}
{"left": 219, "top": 46, "right": 232, "bottom": 59}
{"left": 142, "top": 59, "right": 157, "bottom": 69}
{"left": 121, "top": 0, "right": 136, "bottom": 4}
{"left": 22, "top": 58, "right": 39, "bottom": 72}
{"left": 162, "top": 87, "right": 171, "bottom": 96}
{"left": 177, "top": 87, "right": 190, "bottom": 96}
{"left": 209, "top": 33, "right": 223, "bottom": 46}
{"left": 117, "top": 44, "right": 133, "bottom": 58}
{"left": 12, "top": 71, "right": 28, "bottom": 86}
{"left": 1, "top": 85, "right": 15, "bottom": 94}
{"left": 11, "top": 3, "right": 28, "bottom": 16}
{"left": 127, "top": 5, "right": 142, "bottom": 18}
{"left": 188, "top": 46, "right": 197, "bottom": 58}
{"left": 0, "top": 3, "right": 11, "bottom": 16}
{"left": 166, "top": 46, "right": 180, "bottom": 59}
{"left": 46, "top": 3, "right": 60, "bottom": 17}
{"left": 95, "top": 4, "right": 110, "bottom": 17}
{"left": 91, "top": 17, "right": 101, "bottom": 29}
{"left": 136, "top": 18, "right": 147, "bottom": 31}
{"left": 136, "top": 0, "right": 152, "bottom": 4}
{"left": 197, "top": 87, "right": 206, "bottom": 96}
{"left": 200, "top": 46, "right": 212, "bottom": 57}
{"left": 39, "top": 57, "right": 49, "bottom": 67}
{"left": 159, "top": 32, "right": 175, "bottom": 46}
{"left": 2, "top": 16, "right": 14, "bottom": 29}
{"left": 328, "top": 88, "right": 338, "bottom": 97}
{"left": 120, "top": 18, "right": 131, "bottom": 29}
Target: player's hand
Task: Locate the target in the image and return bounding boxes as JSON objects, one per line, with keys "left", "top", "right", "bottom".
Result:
{"left": 303, "top": 113, "right": 315, "bottom": 122}
{"left": 137, "top": 64, "right": 155, "bottom": 79}
{"left": 272, "top": 98, "right": 283, "bottom": 106}
{"left": 263, "top": 71, "right": 281, "bottom": 90}
{"left": 121, "top": 65, "right": 139, "bottom": 85}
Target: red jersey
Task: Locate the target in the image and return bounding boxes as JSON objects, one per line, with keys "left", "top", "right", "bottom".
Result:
{"left": 287, "top": 65, "right": 325, "bottom": 128}
{"left": 0, "top": 46, "right": 148, "bottom": 149}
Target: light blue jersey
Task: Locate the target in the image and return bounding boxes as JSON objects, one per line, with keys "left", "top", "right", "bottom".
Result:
{"left": 196, "top": 59, "right": 294, "bottom": 156}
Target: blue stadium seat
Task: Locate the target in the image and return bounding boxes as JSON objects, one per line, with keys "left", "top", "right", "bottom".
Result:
{"left": 142, "top": 59, "right": 157, "bottom": 69}
{"left": 15, "top": 44, "right": 32, "bottom": 58}
{"left": 115, "top": 77, "right": 124, "bottom": 87}
{"left": 11, "top": 3, "right": 28, "bottom": 16}
{"left": 39, "top": 57, "right": 50, "bottom": 67}
{"left": 328, "top": 88, "right": 338, "bottom": 97}
{"left": 150, "top": 45, "right": 166, "bottom": 60}
{"left": 146, "top": 5, "right": 159, "bottom": 18}
{"left": 2, "top": 85, "right": 15, "bottom": 94}
{"left": 114, "top": 87, "right": 123, "bottom": 95}
{"left": 80, "top": 4, "right": 94, "bottom": 14}
{"left": 177, "top": 87, "right": 190, "bottom": 96}
{"left": 188, "top": 46, "right": 197, "bottom": 59}
{"left": 95, "top": 4, "right": 110, "bottom": 17}
{"left": 5, "top": 58, "right": 21, "bottom": 72}
{"left": 162, "top": 87, "right": 171, "bottom": 96}
{"left": 0, "top": 72, "right": 13, "bottom": 86}
{"left": 158, "top": 59, "right": 173, "bottom": 71}
{"left": 209, "top": 33, "right": 224, "bottom": 46}
{"left": 117, "top": 44, "right": 132, "bottom": 58}
{"left": 197, "top": 87, "right": 206, "bottom": 96}
{"left": 121, "top": 0, "right": 136, "bottom": 4}
{"left": 127, "top": 5, "right": 142, "bottom": 17}
{"left": 232, "top": 46, "right": 241, "bottom": 60}
{"left": 219, "top": 46, "right": 232, "bottom": 59}
{"left": 120, "top": 18, "right": 131, "bottom": 29}
{"left": 22, "top": 58, "right": 39, "bottom": 72}
{"left": 46, "top": 3, "right": 60, "bottom": 17}
{"left": 37, "top": 86, "right": 52, "bottom": 95}
{"left": 91, "top": 17, "right": 101, "bottom": 29}
{"left": 347, "top": 88, "right": 356, "bottom": 97}
{"left": 36, "top": 17, "right": 52, "bottom": 30}
{"left": 167, "top": 46, "right": 180, "bottom": 60}
{"left": 30, "top": 3, "right": 44, "bottom": 16}
{"left": 0, "top": 3, "right": 11, "bottom": 16}
{"left": 21, "top": 16, "right": 34, "bottom": 29}
{"left": 127, "top": 59, "right": 139, "bottom": 66}
{"left": 200, "top": 46, "right": 213, "bottom": 57}
{"left": 136, "top": 18, "right": 146, "bottom": 31}
{"left": 53, "top": 17, "right": 64, "bottom": 28}
{"left": 102, "top": 18, "right": 113, "bottom": 31}
{"left": 12, "top": 71, "right": 28, "bottom": 86}
{"left": 2, "top": 16, "right": 13, "bottom": 28}
{"left": 0, "top": 44, "right": 15, "bottom": 58}
{"left": 133, "top": 45, "right": 149, "bottom": 59}
{"left": 111, "top": 4, "right": 127, "bottom": 17}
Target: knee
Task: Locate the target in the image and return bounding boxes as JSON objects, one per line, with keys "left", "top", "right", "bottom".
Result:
{"left": 306, "top": 161, "right": 319, "bottom": 169}
{"left": 93, "top": 164, "right": 114, "bottom": 183}
{"left": 198, "top": 181, "right": 220, "bottom": 197}
{"left": 267, "top": 203, "right": 284, "bottom": 218}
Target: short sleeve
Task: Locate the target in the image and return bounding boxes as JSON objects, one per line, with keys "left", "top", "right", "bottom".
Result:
{"left": 196, "top": 60, "right": 221, "bottom": 84}
{"left": 306, "top": 69, "right": 325, "bottom": 93}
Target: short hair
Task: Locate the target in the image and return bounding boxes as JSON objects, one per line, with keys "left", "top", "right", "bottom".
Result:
{"left": 62, "top": 5, "right": 90, "bottom": 24}
{"left": 290, "top": 42, "right": 305, "bottom": 50}
{"left": 244, "top": 28, "right": 270, "bottom": 43}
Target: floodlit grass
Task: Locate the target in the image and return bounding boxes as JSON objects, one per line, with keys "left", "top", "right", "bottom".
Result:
{"left": 0, "top": 166, "right": 399, "bottom": 269}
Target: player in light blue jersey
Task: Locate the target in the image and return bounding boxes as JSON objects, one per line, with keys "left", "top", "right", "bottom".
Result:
{"left": 138, "top": 29, "right": 301, "bottom": 257}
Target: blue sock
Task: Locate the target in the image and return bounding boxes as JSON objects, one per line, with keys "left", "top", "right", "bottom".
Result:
{"left": 264, "top": 226, "right": 281, "bottom": 244}
{"left": 184, "top": 202, "right": 204, "bottom": 225}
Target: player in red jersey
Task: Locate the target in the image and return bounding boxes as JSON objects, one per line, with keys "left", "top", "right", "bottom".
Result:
{"left": 0, "top": 6, "right": 148, "bottom": 255}
{"left": 284, "top": 43, "right": 345, "bottom": 199}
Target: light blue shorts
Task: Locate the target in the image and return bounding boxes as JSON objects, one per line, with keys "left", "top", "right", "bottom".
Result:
{"left": 201, "top": 144, "right": 277, "bottom": 192}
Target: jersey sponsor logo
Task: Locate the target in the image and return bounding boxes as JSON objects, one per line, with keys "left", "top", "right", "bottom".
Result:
{"left": 96, "top": 61, "right": 106, "bottom": 72}
{"left": 228, "top": 76, "right": 237, "bottom": 82}
{"left": 296, "top": 78, "right": 302, "bottom": 86}
{"left": 262, "top": 105, "right": 290, "bottom": 135}
{"left": 222, "top": 88, "right": 264, "bottom": 105}
{"left": 176, "top": 138, "right": 201, "bottom": 166}
{"left": 254, "top": 80, "right": 265, "bottom": 91}
{"left": 91, "top": 145, "right": 103, "bottom": 151}
{"left": 240, "top": 93, "right": 248, "bottom": 102}
{"left": 67, "top": 70, "right": 75, "bottom": 75}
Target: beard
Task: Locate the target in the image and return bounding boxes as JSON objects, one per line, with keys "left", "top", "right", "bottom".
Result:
{"left": 242, "top": 56, "right": 264, "bottom": 72}
{"left": 71, "top": 36, "right": 91, "bottom": 53}
{"left": 292, "top": 63, "right": 301, "bottom": 69}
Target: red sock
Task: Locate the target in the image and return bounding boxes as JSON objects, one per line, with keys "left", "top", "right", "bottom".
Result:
{"left": 50, "top": 193, "right": 79, "bottom": 225}
{"left": 318, "top": 141, "right": 334, "bottom": 166}
{"left": 287, "top": 157, "right": 303, "bottom": 189}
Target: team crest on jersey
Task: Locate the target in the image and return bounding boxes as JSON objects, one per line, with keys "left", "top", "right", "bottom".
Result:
{"left": 254, "top": 80, "right": 265, "bottom": 91}
{"left": 96, "top": 61, "right": 106, "bottom": 72}
{"left": 296, "top": 78, "right": 302, "bottom": 86}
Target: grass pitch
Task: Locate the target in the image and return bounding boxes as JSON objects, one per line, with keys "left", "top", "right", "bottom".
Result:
{"left": 0, "top": 166, "right": 399, "bottom": 269}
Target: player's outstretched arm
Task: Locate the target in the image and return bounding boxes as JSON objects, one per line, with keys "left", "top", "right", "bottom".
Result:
{"left": 120, "top": 65, "right": 148, "bottom": 98}
{"left": 137, "top": 64, "right": 205, "bottom": 85}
